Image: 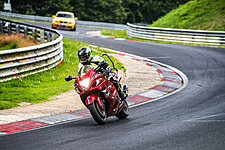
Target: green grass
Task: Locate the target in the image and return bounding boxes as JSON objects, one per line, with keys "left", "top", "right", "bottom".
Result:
{"left": 0, "top": 38, "right": 125, "bottom": 110}
{"left": 0, "top": 40, "right": 18, "bottom": 50}
{"left": 101, "top": 30, "right": 127, "bottom": 38}
{"left": 150, "top": 0, "right": 225, "bottom": 31}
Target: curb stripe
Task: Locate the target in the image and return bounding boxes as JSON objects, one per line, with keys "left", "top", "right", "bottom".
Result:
{"left": 0, "top": 120, "right": 49, "bottom": 133}
{"left": 161, "top": 77, "right": 182, "bottom": 83}
{"left": 117, "top": 53, "right": 126, "bottom": 56}
{"left": 70, "top": 109, "right": 91, "bottom": 117}
{"left": 132, "top": 58, "right": 140, "bottom": 61}
{"left": 139, "top": 89, "right": 167, "bottom": 99}
{"left": 0, "top": 132, "right": 7, "bottom": 135}
{"left": 153, "top": 85, "right": 178, "bottom": 93}
{"left": 127, "top": 95, "right": 151, "bottom": 103}
{"left": 156, "top": 70, "right": 162, "bottom": 74}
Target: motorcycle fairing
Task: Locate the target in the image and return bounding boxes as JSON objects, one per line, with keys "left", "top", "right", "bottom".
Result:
{"left": 75, "top": 66, "right": 121, "bottom": 117}
{"left": 86, "top": 95, "right": 102, "bottom": 107}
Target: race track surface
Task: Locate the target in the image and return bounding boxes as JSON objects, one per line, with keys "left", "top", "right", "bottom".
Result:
{"left": 0, "top": 25, "right": 225, "bottom": 150}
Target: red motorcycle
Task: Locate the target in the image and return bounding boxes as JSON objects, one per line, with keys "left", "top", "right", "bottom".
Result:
{"left": 65, "top": 54, "right": 129, "bottom": 125}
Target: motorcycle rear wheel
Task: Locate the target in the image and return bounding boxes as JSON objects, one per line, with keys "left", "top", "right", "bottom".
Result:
{"left": 89, "top": 101, "right": 106, "bottom": 125}
{"left": 116, "top": 101, "right": 129, "bottom": 119}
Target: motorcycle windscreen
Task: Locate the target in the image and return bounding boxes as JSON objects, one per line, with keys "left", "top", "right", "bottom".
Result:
{"left": 78, "top": 65, "right": 96, "bottom": 77}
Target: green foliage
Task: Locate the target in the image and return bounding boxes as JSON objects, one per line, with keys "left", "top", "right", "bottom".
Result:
{"left": 9, "top": 0, "right": 189, "bottom": 24}
{"left": 0, "top": 38, "right": 124, "bottom": 110}
{"left": 0, "top": 1, "right": 4, "bottom": 11}
{"left": 55, "top": 0, "right": 74, "bottom": 12}
{"left": 150, "top": 0, "right": 225, "bottom": 31}
{"left": 101, "top": 29, "right": 127, "bottom": 38}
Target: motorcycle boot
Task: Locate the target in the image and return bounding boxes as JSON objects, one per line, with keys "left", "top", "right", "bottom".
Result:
{"left": 118, "top": 88, "right": 127, "bottom": 102}
{"left": 123, "top": 84, "right": 128, "bottom": 96}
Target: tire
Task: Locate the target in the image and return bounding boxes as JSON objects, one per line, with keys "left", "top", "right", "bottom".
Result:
{"left": 116, "top": 101, "right": 129, "bottom": 119}
{"left": 71, "top": 24, "right": 76, "bottom": 31}
{"left": 88, "top": 101, "right": 106, "bottom": 125}
{"left": 52, "top": 25, "right": 56, "bottom": 29}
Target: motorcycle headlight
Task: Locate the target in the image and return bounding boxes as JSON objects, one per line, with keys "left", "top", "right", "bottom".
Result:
{"left": 79, "top": 77, "right": 90, "bottom": 90}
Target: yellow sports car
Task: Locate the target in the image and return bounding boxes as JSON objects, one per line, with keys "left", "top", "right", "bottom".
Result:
{"left": 52, "top": 11, "right": 78, "bottom": 31}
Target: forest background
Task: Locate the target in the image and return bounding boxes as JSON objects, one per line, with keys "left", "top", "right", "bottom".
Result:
{"left": 0, "top": 0, "right": 189, "bottom": 24}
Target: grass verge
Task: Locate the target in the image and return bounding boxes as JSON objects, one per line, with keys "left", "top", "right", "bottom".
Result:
{"left": 150, "top": 0, "right": 225, "bottom": 31}
{"left": 0, "top": 38, "right": 125, "bottom": 110}
{"left": 0, "top": 34, "right": 40, "bottom": 51}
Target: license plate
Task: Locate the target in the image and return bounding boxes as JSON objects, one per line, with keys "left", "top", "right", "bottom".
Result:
{"left": 60, "top": 23, "right": 66, "bottom": 27}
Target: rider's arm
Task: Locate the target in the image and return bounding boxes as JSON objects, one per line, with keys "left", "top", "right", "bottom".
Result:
{"left": 77, "top": 63, "right": 83, "bottom": 73}
{"left": 93, "top": 56, "right": 111, "bottom": 75}
{"left": 97, "top": 57, "right": 111, "bottom": 71}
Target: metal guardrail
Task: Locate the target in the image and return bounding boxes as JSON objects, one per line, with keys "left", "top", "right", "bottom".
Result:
{"left": 127, "top": 23, "right": 225, "bottom": 45}
{"left": 77, "top": 20, "right": 127, "bottom": 30}
{"left": 0, "top": 11, "right": 127, "bottom": 30}
{"left": 1, "top": 11, "right": 224, "bottom": 44}
{"left": 0, "top": 18, "right": 63, "bottom": 82}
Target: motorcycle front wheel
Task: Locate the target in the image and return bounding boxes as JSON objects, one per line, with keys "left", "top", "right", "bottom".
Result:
{"left": 88, "top": 101, "right": 106, "bottom": 125}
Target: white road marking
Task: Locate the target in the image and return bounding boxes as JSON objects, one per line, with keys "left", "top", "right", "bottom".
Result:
{"left": 185, "top": 113, "right": 225, "bottom": 122}
{"left": 145, "top": 57, "right": 171, "bottom": 59}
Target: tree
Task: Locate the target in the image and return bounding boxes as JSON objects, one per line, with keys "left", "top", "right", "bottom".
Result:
{"left": 10, "top": 0, "right": 190, "bottom": 24}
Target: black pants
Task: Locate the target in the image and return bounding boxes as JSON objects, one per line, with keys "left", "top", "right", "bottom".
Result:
{"left": 110, "top": 77, "right": 125, "bottom": 100}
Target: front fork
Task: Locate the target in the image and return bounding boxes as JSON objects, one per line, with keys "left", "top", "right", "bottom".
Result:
{"left": 86, "top": 95, "right": 103, "bottom": 108}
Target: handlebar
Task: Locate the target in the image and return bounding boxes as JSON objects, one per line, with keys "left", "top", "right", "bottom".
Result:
{"left": 65, "top": 75, "right": 76, "bottom": 81}
{"left": 100, "top": 54, "right": 118, "bottom": 73}
{"left": 92, "top": 54, "right": 118, "bottom": 75}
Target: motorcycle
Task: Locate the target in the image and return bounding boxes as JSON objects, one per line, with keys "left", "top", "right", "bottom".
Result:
{"left": 65, "top": 54, "right": 129, "bottom": 125}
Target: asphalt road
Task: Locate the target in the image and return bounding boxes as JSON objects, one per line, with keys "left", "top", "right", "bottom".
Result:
{"left": 1, "top": 25, "right": 225, "bottom": 150}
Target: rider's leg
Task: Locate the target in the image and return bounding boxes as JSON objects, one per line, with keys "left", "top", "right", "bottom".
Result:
{"left": 110, "top": 77, "right": 127, "bottom": 101}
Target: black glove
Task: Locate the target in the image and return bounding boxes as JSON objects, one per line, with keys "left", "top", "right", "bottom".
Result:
{"left": 98, "top": 61, "right": 106, "bottom": 67}
{"left": 103, "top": 66, "right": 111, "bottom": 76}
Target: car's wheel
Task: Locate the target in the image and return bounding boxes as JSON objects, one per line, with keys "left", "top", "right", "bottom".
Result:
{"left": 72, "top": 24, "right": 76, "bottom": 31}
{"left": 52, "top": 25, "right": 56, "bottom": 29}
{"left": 88, "top": 101, "right": 106, "bottom": 125}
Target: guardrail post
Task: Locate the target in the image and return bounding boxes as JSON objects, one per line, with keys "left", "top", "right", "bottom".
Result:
{"left": 52, "top": 33, "right": 56, "bottom": 41}
{"left": 0, "top": 21, "right": 3, "bottom": 34}
{"left": 16, "top": 25, "right": 20, "bottom": 34}
{"left": 32, "top": 28, "right": 38, "bottom": 41}
{"left": 24, "top": 26, "right": 28, "bottom": 38}
{"left": 46, "top": 32, "right": 51, "bottom": 42}
{"left": 7, "top": 22, "right": 12, "bottom": 35}
{"left": 40, "top": 30, "right": 44, "bottom": 43}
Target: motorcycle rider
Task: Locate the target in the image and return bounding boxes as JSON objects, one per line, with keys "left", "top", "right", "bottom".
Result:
{"left": 77, "top": 47, "right": 127, "bottom": 101}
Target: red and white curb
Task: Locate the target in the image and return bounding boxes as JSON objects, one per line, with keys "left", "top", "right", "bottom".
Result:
{"left": 0, "top": 50, "right": 188, "bottom": 135}
{"left": 86, "top": 31, "right": 137, "bottom": 42}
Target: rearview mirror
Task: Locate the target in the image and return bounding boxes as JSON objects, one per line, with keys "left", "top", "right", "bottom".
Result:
{"left": 65, "top": 75, "right": 73, "bottom": 81}
{"left": 74, "top": 17, "right": 78, "bottom": 20}
{"left": 52, "top": 15, "right": 56, "bottom": 18}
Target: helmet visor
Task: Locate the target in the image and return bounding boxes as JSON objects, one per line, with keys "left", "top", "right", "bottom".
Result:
{"left": 80, "top": 55, "right": 87, "bottom": 61}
